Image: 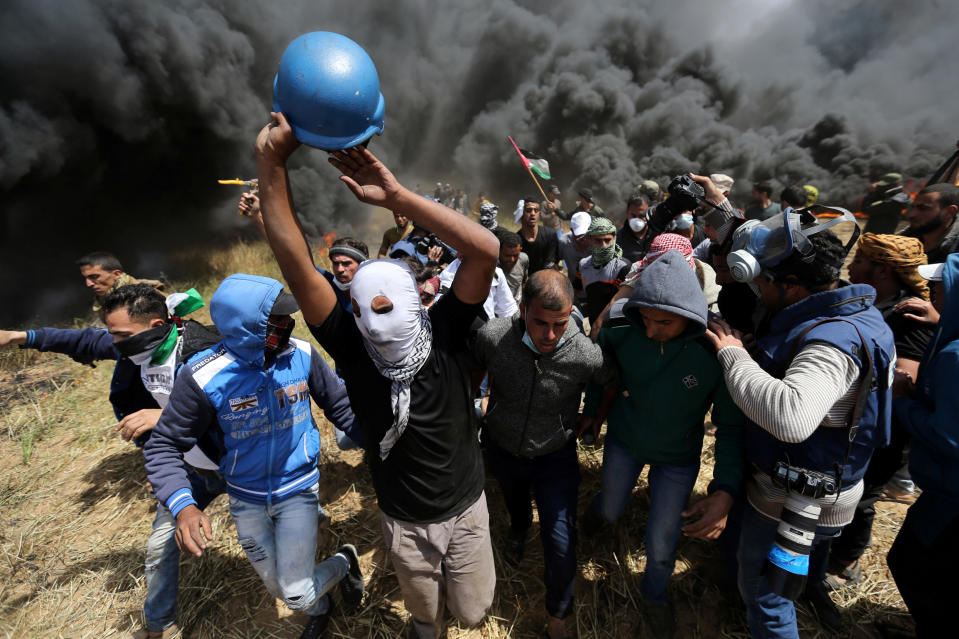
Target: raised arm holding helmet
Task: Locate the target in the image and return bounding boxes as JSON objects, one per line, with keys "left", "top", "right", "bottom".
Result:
{"left": 256, "top": 112, "right": 497, "bottom": 324}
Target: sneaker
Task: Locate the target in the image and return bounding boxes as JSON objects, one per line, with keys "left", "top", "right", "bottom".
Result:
{"left": 823, "top": 559, "right": 863, "bottom": 591}
{"left": 800, "top": 581, "right": 842, "bottom": 634}
{"left": 336, "top": 544, "right": 365, "bottom": 612}
{"left": 299, "top": 603, "right": 331, "bottom": 639}
{"left": 504, "top": 528, "right": 527, "bottom": 567}
{"left": 130, "top": 624, "right": 180, "bottom": 639}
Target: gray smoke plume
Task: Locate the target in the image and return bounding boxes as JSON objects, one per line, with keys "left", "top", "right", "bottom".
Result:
{"left": 1, "top": 0, "right": 956, "bottom": 323}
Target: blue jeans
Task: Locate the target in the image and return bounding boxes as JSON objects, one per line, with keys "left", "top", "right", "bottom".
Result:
{"left": 737, "top": 502, "right": 839, "bottom": 639}
{"left": 590, "top": 436, "right": 700, "bottom": 604}
{"left": 486, "top": 442, "right": 580, "bottom": 618}
{"left": 229, "top": 483, "right": 348, "bottom": 616}
{"left": 144, "top": 467, "right": 226, "bottom": 631}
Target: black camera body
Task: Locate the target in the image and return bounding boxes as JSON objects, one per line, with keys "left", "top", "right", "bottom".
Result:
{"left": 414, "top": 233, "right": 456, "bottom": 265}
{"left": 662, "top": 174, "right": 707, "bottom": 218}
{"left": 770, "top": 462, "right": 839, "bottom": 500}
{"left": 763, "top": 462, "right": 840, "bottom": 600}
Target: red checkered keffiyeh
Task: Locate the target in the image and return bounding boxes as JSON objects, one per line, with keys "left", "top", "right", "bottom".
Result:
{"left": 624, "top": 233, "right": 695, "bottom": 286}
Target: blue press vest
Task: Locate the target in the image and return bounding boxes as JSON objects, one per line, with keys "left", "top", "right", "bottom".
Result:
{"left": 189, "top": 337, "right": 319, "bottom": 504}
{"left": 744, "top": 284, "right": 896, "bottom": 489}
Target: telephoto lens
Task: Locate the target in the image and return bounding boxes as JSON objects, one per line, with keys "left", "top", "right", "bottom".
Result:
{"left": 763, "top": 492, "right": 822, "bottom": 600}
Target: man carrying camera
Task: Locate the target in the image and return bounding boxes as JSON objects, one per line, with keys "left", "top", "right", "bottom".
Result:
{"left": 706, "top": 206, "right": 895, "bottom": 638}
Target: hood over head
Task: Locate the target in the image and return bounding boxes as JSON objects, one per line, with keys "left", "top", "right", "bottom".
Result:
{"left": 210, "top": 273, "right": 286, "bottom": 365}
{"left": 624, "top": 250, "right": 707, "bottom": 337}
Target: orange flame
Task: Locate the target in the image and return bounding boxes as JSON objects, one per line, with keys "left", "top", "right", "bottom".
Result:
{"left": 314, "top": 230, "right": 339, "bottom": 257}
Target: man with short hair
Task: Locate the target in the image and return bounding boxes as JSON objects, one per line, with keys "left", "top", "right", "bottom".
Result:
{"left": 519, "top": 197, "right": 559, "bottom": 273}
{"left": 498, "top": 231, "right": 529, "bottom": 304}
{"left": 744, "top": 182, "right": 781, "bottom": 221}
{"left": 1, "top": 283, "right": 220, "bottom": 639}
{"left": 322, "top": 237, "right": 369, "bottom": 314}
{"left": 474, "top": 269, "right": 616, "bottom": 639}
{"left": 143, "top": 274, "right": 364, "bottom": 639}
{"left": 898, "top": 183, "right": 959, "bottom": 264}
{"left": 571, "top": 188, "right": 605, "bottom": 218}
{"left": 707, "top": 213, "right": 896, "bottom": 638}
{"left": 255, "top": 113, "right": 499, "bottom": 639}
{"left": 825, "top": 233, "right": 933, "bottom": 588}
{"left": 779, "top": 186, "right": 807, "bottom": 215}
{"left": 77, "top": 252, "right": 165, "bottom": 313}
{"left": 540, "top": 185, "right": 565, "bottom": 234}
{"left": 863, "top": 172, "right": 911, "bottom": 235}
{"left": 378, "top": 211, "right": 414, "bottom": 258}
{"left": 616, "top": 193, "right": 650, "bottom": 263}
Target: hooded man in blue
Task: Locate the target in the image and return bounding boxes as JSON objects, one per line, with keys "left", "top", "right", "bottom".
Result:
{"left": 143, "top": 273, "right": 365, "bottom": 639}
{"left": 888, "top": 253, "right": 959, "bottom": 637}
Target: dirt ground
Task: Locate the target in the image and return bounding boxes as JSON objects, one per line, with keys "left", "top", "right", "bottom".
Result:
{"left": 0, "top": 237, "right": 917, "bottom": 638}
{"left": 0, "top": 357, "right": 915, "bottom": 639}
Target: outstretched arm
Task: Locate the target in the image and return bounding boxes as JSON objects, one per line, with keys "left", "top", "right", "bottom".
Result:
{"left": 328, "top": 146, "right": 498, "bottom": 305}
{"left": 255, "top": 112, "right": 338, "bottom": 327}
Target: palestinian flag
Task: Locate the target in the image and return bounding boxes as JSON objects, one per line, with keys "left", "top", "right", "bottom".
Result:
{"left": 508, "top": 136, "right": 552, "bottom": 180}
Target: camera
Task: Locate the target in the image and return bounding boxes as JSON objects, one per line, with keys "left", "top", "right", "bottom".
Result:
{"left": 662, "top": 174, "right": 707, "bottom": 218}
{"left": 413, "top": 233, "right": 456, "bottom": 265}
{"left": 763, "top": 462, "right": 839, "bottom": 599}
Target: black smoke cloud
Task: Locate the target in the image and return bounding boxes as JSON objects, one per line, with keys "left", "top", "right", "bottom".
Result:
{"left": 1, "top": 0, "right": 955, "bottom": 324}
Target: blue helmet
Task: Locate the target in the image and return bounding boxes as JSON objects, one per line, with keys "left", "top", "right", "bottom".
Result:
{"left": 273, "top": 32, "right": 385, "bottom": 150}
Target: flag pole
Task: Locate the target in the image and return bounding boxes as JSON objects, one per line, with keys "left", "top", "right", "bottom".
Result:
{"left": 507, "top": 136, "right": 550, "bottom": 204}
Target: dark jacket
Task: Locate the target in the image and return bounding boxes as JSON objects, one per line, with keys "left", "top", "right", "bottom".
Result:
{"left": 895, "top": 254, "right": 959, "bottom": 510}
{"left": 474, "top": 316, "right": 616, "bottom": 457}
{"left": 748, "top": 283, "right": 896, "bottom": 489}
{"left": 585, "top": 251, "right": 745, "bottom": 495}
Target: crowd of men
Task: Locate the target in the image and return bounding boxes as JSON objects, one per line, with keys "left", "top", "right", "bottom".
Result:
{"left": 3, "top": 114, "right": 958, "bottom": 639}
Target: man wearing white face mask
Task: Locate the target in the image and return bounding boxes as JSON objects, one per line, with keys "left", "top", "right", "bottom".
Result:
{"left": 254, "top": 112, "right": 500, "bottom": 639}
{"left": 616, "top": 192, "right": 651, "bottom": 263}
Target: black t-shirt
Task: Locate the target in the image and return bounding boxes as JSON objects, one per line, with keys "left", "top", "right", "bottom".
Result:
{"left": 521, "top": 226, "right": 559, "bottom": 273}
{"left": 877, "top": 290, "right": 934, "bottom": 362}
{"left": 309, "top": 292, "right": 484, "bottom": 523}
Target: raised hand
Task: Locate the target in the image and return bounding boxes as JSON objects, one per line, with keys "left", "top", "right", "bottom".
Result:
{"left": 328, "top": 145, "right": 405, "bottom": 208}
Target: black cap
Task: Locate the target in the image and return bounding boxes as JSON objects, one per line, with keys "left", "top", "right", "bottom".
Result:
{"left": 271, "top": 291, "right": 299, "bottom": 315}
{"left": 578, "top": 189, "right": 594, "bottom": 203}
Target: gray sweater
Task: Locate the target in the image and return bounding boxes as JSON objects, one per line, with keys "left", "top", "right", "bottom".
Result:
{"left": 474, "top": 316, "right": 616, "bottom": 457}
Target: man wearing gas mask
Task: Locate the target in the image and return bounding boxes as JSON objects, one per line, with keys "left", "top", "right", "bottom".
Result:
{"left": 1, "top": 283, "right": 221, "bottom": 639}
{"left": 143, "top": 274, "right": 364, "bottom": 639}
{"left": 254, "top": 112, "right": 500, "bottom": 639}
{"left": 706, "top": 208, "right": 896, "bottom": 638}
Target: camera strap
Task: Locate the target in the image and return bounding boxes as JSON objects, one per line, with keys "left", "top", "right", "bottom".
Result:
{"left": 789, "top": 318, "right": 875, "bottom": 494}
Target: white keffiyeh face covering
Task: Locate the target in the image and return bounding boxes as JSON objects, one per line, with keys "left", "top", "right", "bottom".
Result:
{"left": 350, "top": 260, "right": 433, "bottom": 459}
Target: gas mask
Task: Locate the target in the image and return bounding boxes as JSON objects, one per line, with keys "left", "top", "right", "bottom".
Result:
{"left": 726, "top": 206, "right": 860, "bottom": 283}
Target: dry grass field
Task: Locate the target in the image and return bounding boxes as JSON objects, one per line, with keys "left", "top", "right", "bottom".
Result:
{"left": 0, "top": 235, "right": 917, "bottom": 638}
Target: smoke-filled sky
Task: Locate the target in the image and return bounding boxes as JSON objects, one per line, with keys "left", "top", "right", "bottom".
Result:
{"left": 1, "top": 0, "right": 956, "bottom": 323}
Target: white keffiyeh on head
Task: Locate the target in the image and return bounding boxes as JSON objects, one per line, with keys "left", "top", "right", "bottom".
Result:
{"left": 350, "top": 260, "right": 433, "bottom": 459}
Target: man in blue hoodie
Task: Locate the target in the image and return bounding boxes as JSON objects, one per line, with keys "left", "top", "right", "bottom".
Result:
{"left": 143, "top": 274, "right": 365, "bottom": 639}
{"left": 888, "top": 253, "right": 959, "bottom": 638}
